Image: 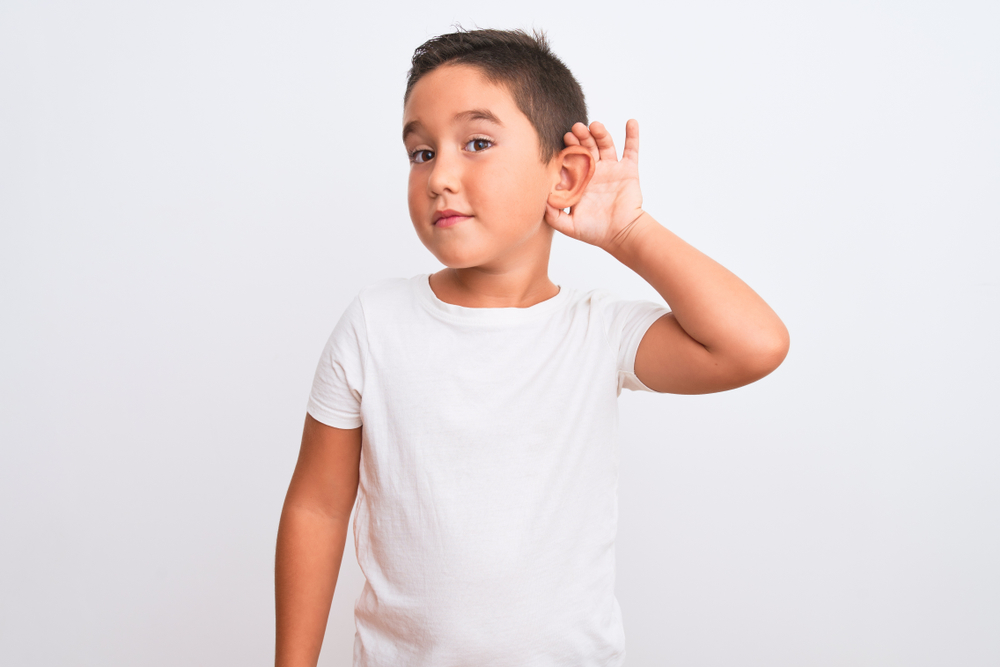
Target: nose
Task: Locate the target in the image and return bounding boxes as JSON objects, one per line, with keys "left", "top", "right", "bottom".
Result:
{"left": 427, "top": 150, "right": 460, "bottom": 196}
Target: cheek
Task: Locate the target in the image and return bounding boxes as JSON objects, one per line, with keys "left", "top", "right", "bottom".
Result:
{"left": 499, "top": 162, "right": 550, "bottom": 221}
{"left": 470, "top": 160, "right": 540, "bottom": 212}
{"left": 407, "top": 170, "right": 420, "bottom": 200}
{"left": 407, "top": 185, "right": 431, "bottom": 244}
{"left": 407, "top": 172, "right": 425, "bottom": 214}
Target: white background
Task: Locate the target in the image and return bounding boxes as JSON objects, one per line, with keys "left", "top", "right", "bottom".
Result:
{"left": 2, "top": 1, "right": 997, "bottom": 665}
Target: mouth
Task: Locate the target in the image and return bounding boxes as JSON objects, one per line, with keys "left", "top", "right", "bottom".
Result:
{"left": 433, "top": 209, "right": 472, "bottom": 228}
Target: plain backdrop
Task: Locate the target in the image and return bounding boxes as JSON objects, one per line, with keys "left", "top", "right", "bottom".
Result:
{"left": 1, "top": 1, "right": 998, "bottom": 665}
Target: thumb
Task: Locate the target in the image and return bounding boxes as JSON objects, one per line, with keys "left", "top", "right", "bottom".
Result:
{"left": 544, "top": 203, "right": 574, "bottom": 235}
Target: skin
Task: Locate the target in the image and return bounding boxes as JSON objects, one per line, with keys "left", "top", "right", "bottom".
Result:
{"left": 402, "top": 64, "right": 595, "bottom": 308}
{"left": 274, "top": 416, "right": 360, "bottom": 667}
{"left": 275, "top": 62, "right": 790, "bottom": 667}
{"left": 549, "top": 120, "right": 791, "bottom": 393}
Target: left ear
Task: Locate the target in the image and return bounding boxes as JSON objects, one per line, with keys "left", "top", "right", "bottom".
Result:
{"left": 547, "top": 145, "right": 596, "bottom": 210}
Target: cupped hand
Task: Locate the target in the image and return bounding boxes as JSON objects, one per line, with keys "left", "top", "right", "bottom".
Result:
{"left": 545, "top": 119, "right": 645, "bottom": 250}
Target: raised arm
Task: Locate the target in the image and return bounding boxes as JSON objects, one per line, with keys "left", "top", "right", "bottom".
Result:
{"left": 609, "top": 212, "right": 789, "bottom": 393}
{"left": 275, "top": 415, "right": 362, "bottom": 667}
{"left": 545, "top": 120, "right": 789, "bottom": 394}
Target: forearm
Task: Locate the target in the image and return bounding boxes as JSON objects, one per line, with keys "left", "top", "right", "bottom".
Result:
{"left": 608, "top": 212, "right": 789, "bottom": 369}
{"left": 275, "top": 504, "right": 351, "bottom": 667}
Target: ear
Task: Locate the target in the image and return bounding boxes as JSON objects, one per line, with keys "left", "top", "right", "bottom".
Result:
{"left": 547, "top": 145, "right": 596, "bottom": 210}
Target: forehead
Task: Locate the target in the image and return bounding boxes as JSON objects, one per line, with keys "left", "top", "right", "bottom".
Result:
{"left": 402, "top": 64, "right": 526, "bottom": 137}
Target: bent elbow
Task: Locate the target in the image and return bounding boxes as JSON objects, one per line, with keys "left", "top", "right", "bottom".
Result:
{"left": 724, "top": 321, "right": 789, "bottom": 388}
{"left": 748, "top": 322, "right": 790, "bottom": 380}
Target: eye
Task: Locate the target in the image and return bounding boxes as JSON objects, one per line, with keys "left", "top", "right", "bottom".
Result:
{"left": 409, "top": 149, "right": 434, "bottom": 164}
{"left": 464, "top": 137, "right": 494, "bottom": 153}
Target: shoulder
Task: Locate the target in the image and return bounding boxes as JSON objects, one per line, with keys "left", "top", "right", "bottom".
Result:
{"left": 357, "top": 275, "right": 414, "bottom": 300}
{"left": 578, "top": 285, "right": 671, "bottom": 347}
{"left": 347, "top": 275, "right": 431, "bottom": 334}
{"left": 551, "top": 284, "right": 615, "bottom": 312}
{"left": 580, "top": 285, "right": 668, "bottom": 318}
{"left": 546, "top": 285, "right": 637, "bottom": 332}
{"left": 346, "top": 275, "right": 423, "bottom": 316}
{"left": 573, "top": 286, "right": 641, "bottom": 322}
{"left": 326, "top": 276, "right": 418, "bottom": 334}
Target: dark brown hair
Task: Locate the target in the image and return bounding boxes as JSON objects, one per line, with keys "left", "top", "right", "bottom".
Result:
{"left": 404, "top": 28, "right": 588, "bottom": 162}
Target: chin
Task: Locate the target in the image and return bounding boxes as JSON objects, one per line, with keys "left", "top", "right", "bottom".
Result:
{"left": 418, "top": 238, "right": 488, "bottom": 270}
{"left": 432, "top": 254, "right": 483, "bottom": 270}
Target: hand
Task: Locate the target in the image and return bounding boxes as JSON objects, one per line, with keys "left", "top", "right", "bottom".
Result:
{"left": 545, "top": 119, "right": 646, "bottom": 251}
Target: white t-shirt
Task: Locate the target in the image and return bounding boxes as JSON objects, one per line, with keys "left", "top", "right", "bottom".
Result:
{"left": 307, "top": 274, "right": 670, "bottom": 667}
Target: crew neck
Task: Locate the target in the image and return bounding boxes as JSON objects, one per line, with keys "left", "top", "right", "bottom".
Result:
{"left": 414, "top": 273, "right": 569, "bottom": 324}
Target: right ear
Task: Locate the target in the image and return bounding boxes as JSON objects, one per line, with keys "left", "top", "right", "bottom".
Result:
{"left": 547, "top": 145, "right": 596, "bottom": 210}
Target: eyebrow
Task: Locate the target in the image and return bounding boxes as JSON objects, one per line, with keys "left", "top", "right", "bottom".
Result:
{"left": 402, "top": 108, "right": 504, "bottom": 142}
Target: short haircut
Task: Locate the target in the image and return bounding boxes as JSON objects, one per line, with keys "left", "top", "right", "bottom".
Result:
{"left": 404, "top": 28, "right": 588, "bottom": 162}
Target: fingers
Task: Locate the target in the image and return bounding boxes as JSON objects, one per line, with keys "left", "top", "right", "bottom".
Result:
{"left": 568, "top": 119, "right": 638, "bottom": 162}
{"left": 623, "top": 119, "right": 639, "bottom": 164}
{"left": 570, "top": 122, "right": 600, "bottom": 162}
{"left": 589, "top": 121, "right": 619, "bottom": 162}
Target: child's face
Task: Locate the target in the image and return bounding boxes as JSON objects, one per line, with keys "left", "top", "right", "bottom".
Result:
{"left": 402, "top": 64, "right": 558, "bottom": 271}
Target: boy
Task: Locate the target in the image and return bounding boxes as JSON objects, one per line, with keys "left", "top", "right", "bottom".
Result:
{"left": 275, "top": 28, "right": 788, "bottom": 667}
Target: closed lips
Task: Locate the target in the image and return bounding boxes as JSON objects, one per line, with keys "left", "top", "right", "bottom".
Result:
{"left": 433, "top": 210, "right": 470, "bottom": 225}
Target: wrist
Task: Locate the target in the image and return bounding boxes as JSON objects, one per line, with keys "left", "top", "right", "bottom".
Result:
{"left": 604, "top": 210, "right": 658, "bottom": 259}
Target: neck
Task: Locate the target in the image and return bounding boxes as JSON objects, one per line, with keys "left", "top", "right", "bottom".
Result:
{"left": 430, "top": 265, "right": 558, "bottom": 309}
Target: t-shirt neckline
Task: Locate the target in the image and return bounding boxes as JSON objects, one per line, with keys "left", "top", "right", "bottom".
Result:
{"left": 415, "top": 273, "right": 569, "bottom": 324}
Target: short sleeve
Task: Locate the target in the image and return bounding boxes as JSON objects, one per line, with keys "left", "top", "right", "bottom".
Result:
{"left": 306, "top": 294, "right": 368, "bottom": 428}
{"left": 595, "top": 290, "right": 672, "bottom": 394}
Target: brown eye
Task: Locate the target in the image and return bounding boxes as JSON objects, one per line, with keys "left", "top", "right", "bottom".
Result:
{"left": 465, "top": 138, "right": 493, "bottom": 152}
{"left": 411, "top": 149, "right": 434, "bottom": 164}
